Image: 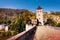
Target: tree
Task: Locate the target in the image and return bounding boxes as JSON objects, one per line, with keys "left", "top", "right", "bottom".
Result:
{"left": 9, "top": 10, "right": 34, "bottom": 33}
{"left": 56, "top": 23, "right": 60, "bottom": 27}
{"left": 10, "top": 13, "right": 31, "bottom": 33}
{"left": 50, "top": 11, "right": 60, "bottom": 15}
{"left": 45, "top": 18, "right": 56, "bottom": 26}
{"left": 10, "top": 14, "right": 25, "bottom": 33}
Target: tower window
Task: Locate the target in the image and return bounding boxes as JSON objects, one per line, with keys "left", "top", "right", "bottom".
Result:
{"left": 38, "top": 14, "right": 40, "bottom": 16}
{"left": 39, "top": 18, "right": 40, "bottom": 19}
{"left": 40, "top": 11, "right": 41, "bottom": 12}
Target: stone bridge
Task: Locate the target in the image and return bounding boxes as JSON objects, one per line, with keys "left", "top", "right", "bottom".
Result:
{"left": 7, "top": 26, "right": 36, "bottom": 40}
{"left": 7, "top": 26, "right": 60, "bottom": 40}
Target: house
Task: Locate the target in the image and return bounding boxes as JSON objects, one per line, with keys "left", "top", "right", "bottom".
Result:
{"left": 0, "top": 24, "right": 9, "bottom": 31}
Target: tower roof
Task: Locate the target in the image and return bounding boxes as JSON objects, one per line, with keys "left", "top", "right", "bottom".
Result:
{"left": 37, "top": 6, "right": 42, "bottom": 9}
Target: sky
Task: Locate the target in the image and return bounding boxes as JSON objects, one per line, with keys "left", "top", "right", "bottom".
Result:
{"left": 0, "top": 0, "right": 60, "bottom": 12}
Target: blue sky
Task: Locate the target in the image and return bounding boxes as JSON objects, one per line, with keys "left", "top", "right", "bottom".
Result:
{"left": 0, "top": 0, "right": 60, "bottom": 12}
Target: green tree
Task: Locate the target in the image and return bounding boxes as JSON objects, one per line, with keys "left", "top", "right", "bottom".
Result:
{"left": 56, "top": 23, "right": 60, "bottom": 27}
{"left": 9, "top": 10, "right": 33, "bottom": 33}
{"left": 10, "top": 14, "right": 25, "bottom": 33}
{"left": 45, "top": 18, "right": 56, "bottom": 26}
{"left": 50, "top": 11, "right": 60, "bottom": 15}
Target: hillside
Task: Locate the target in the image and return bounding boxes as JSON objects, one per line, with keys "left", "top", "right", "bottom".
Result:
{"left": 44, "top": 13, "right": 60, "bottom": 23}
{"left": 0, "top": 8, "right": 34, "bottom": 21}
{"left": 0, "top": 8, "right": 60, "bottom": 25}
{"left": 0, "top": 8, "right": 29, "bottom": 16}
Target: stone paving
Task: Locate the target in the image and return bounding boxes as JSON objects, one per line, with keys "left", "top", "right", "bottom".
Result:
{"left": 33, "top": 26, "right": 60, "bottom": 40}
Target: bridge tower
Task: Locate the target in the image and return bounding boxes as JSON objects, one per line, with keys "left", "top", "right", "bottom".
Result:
{"left": 36, "top": 6, "right": 44, "bottom": 25}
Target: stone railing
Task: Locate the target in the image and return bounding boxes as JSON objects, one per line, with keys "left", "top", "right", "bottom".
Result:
{"left": 7, "top": 26, "right": 36, "bottom": 40}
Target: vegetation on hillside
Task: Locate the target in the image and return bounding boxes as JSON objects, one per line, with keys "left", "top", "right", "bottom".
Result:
{"left": 0, "top": 8, "right": 60, "bottom": 40}
{"left": 50, "top": 11, "right": 60, "bottom": 15}
{"left": 45, "top": 18, "right": 56, "bottom": 26}
{"left": 0, "top": 8, "right": 34, "bottom": 40}
{"left": 44, "top": 11, "right": 60, "bottom": 27}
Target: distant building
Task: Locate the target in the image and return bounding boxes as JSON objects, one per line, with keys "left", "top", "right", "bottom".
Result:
{"left": 0, "top": 24, "right": 9, "bottom": 31}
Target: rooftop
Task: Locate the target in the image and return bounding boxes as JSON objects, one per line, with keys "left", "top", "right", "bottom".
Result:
{"left": 37, "top": 6, "right": 42, "bottom": 10}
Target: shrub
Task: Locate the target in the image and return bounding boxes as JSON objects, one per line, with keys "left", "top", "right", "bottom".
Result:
{"left": 56, "top": 23, "right": 60, "bottom": 27}
{"left": 1, "top": 31, "right": 11, "bottom": 37}
{"left": 11, "top": 31, "right": 18, "bottom": 36}
{"left": 0, "top": 31, "right": 18, "bottom": 37}
{"left": 45, "top": 18, "right": 56, "bottom": 26}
